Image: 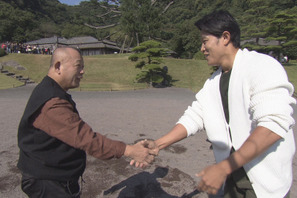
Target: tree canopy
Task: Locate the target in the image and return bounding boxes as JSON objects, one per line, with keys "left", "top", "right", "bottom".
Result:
{"left": 0, "top": 0, "right": 296, "bottom": 59}
{"left": 129, "top": 40, "right": 171, "bottom": 87}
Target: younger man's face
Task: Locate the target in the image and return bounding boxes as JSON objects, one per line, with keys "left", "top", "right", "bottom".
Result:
{"left": 200, "top": 33, "right": 226, "bottom": 67}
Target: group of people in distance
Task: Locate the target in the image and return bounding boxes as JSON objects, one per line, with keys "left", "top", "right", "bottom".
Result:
{"left": 17, "top": 10, "right": 296, "bottom": 198}
{"left": 1, "top": 42, "right": 53, "bottom": 55}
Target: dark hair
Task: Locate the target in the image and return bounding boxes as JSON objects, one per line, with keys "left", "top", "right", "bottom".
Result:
{"left": 195, "top": 10, "right": 241, "bottom": 48}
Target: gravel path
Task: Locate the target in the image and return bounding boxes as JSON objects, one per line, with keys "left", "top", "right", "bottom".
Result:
{"left": 0, "top": 84, "right": 296, "bottom": 198}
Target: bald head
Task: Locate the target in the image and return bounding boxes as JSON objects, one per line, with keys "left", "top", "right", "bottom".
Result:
{"left": 48, "top": 47, "right": 84, "bottom": 91}
{"left": 50, "top": 47, "right": 82, "bottom": 68}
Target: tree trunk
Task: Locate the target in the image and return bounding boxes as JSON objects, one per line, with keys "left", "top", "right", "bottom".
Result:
{"left": 136, "top": 33, "right": 139, "bottom": 46}
{"left": 120, "top": 35, "right": 128, "bottom": 53}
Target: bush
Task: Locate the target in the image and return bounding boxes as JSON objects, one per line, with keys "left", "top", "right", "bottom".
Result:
{"left": 193, "top": 51, "right": 205, "bottom": 60}
{"left": 0, "top": 48, "right": 7, "bottom": 57}
{"left": 129, "top": 40, "right": 172, "bottom": 87}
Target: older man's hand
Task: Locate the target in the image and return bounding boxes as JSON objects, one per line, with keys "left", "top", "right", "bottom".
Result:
{"left": 128, "top": 139, "right": 159, "bottom": 168}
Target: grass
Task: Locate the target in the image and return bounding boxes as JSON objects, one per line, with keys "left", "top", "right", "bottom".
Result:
{"left": 0, "top": 53, "right": 213, "bottom": 92}
{"left": 163, "top": 58, "right": 213, "bottom": 92}
{"left": 0, "top": 53, "right": 296, "bottom": 94}
{"left": 283, "top": 61, "right": 297, "bottom": 92}
{"left": 76, "top": 54, "right": 149, "bottom": 91}
{"left": 0, "top": 73, "right": 24, "bottom": 89}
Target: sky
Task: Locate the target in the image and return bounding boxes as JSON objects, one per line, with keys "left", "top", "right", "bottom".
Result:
{"left": 58, "top": 0, "right": 89, "bottom": 6}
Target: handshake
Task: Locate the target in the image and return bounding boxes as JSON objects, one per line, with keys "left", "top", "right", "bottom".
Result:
{"left": 124, "top": 139, "right": 159, "bottom": 168}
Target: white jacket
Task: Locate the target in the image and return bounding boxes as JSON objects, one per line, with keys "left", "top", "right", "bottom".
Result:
{"left": 177, "top": 49, "right": 296, "bottom": 197}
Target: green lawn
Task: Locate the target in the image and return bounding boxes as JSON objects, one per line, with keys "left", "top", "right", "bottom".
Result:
{"left": 0, "top": 73, "right": 24, "bottom": 89}
{"left": 0, "top": 53, "right": 213, "bottom": 92}
{"left": 0, "top": 53, "right": 296, "bottom": 94}
{"left": 283, "top": 61, "right": 297, "bottom": 94}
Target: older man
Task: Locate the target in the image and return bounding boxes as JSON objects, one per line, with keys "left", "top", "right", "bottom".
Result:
{"left": 17, "top": 47, "right": 155, "bottom": 198}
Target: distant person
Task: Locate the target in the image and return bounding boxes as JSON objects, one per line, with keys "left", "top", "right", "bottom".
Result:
{"left": 1, "top": 43, "right": 6, "bottom": 50}
{"left": 136, "top": 10, "right": 296, "bottom": 198}
{"left": 7, "top": 42, "right": 11, "bottom": 53}
{"left": 17, "top": 47, "right": 156, "bottom": 198}
{"left": 284, "top": 55, "right": 288, "bottom": 63}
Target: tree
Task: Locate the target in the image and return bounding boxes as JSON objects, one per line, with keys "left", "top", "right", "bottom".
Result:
{"left": 1, "top": 0, "right": 296, "bottom": 60}
{"left": 239, "top": 0, "right": 271, "bottom": 41}
{"left": 61, "top": 24, "right": 96, "bottom": 38}
{"left": 281, "top": 7, "right": 297, "bottom": 60}
{"left": 168, "top": 20, "right": 201, "bottom": 58}
{"left": 83, "top": 0, "right": 121, "bottom": 30}
{"left": 265, "top": 11, "right": 297, "bottom": 59}
{"left": 0, "top": 1, "right": 36, "bottom": 42}
{"left": 84, "top": 0, "right": 176, "bottom": 49}
{"left": 120, "top": 0, "right": 163, "bottom": 46}
{"left": 129, "top": 40, "right": 171, "bottom": 87}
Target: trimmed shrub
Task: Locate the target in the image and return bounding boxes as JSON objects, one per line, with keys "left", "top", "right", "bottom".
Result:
{"left": 0, "top": 48, "right": 7, "bottom": 57}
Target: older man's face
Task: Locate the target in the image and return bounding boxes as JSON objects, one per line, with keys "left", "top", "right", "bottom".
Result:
{"left": 60, "top": 50, "right": 84, "bottom": 91}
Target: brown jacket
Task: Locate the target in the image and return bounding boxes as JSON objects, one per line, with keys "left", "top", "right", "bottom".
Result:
{"left": 33, "top": 97, "right": 126, "bottom": 159}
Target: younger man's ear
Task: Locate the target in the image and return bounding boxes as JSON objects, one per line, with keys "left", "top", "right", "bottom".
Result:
{"left": 222, "top": 31, "right": 231, "bottom": 46}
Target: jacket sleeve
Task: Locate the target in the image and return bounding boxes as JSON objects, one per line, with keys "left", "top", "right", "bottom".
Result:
{"left": 177, "top": 88, "right": 205, "bottom": 136}
{"left": 248, "top": 57, "right": 296, "bottom": 137}
{"left": 32, "top": 97, "right": 126, "bottom": 159}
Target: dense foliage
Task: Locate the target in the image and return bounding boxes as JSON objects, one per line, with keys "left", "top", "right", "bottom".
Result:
{"left": 129, "top": 40, "right": 171, "bottom": 87}
{"left": 1, "top": 0, "right": 296, "bottom": 59}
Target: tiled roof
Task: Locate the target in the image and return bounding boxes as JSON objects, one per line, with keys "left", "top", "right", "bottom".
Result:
{"left": 66, "top": 36, "right": 99, "bottom": 44}
{"left": 25, "top": 36, "right": 119, "bottom": 48}
{"left": 25, "top": 36, "right": 68, "bottom": 45}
